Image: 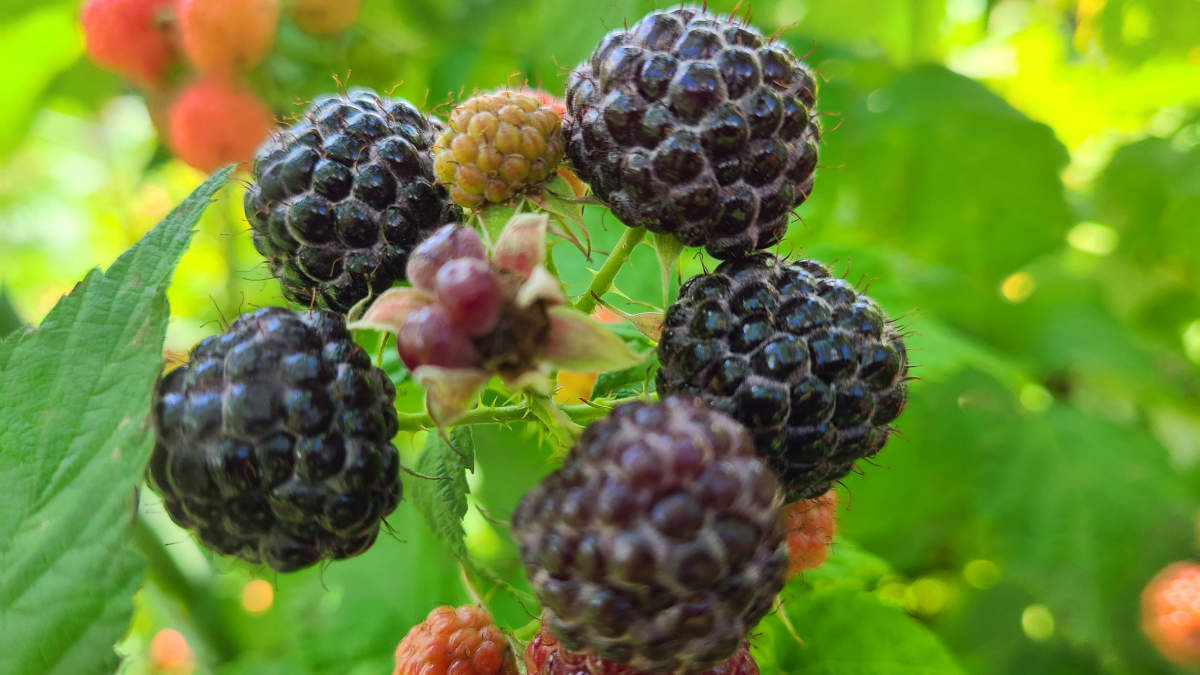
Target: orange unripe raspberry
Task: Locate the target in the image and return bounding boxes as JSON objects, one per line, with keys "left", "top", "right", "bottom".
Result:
{"left": 1142, "top": 561, "right": 1200, "bottom": 665}
{"left": 433, "top": 90, "right": 566, "bottom": 210}
{"left": 393, "top": 605, "right": 519, "bottom": 675}
{"left": 287, "top": 0, "right": 363, "bottom": 35}
{"left": 178, "top": 0, "right": 280, "bottom": 75}
{"left": 782, "top": 489, "right": 837, "bottom": 575}
{"left": 81, "top": 0, "right": 177, "bottom": 87}
{"left": 168, "top": 79, "right": 274, "bottom": 172}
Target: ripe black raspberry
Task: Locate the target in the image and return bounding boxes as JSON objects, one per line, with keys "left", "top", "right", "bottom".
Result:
{"left": 244, "top": 88, "right": 461, "bottom": 313}
{"left": 513, "top": 397, "right": 787, "bottom": 674}
{"left": 564, "top": 6, "right": 819, "bottom": 259}
{"left": 526, "top": 620, "right": 759, "bottom": 674}
{"left": 656, "top": 254, "right": 909, "bottom": 501}
{"left": 147, "top": 307, "right": 402, "bottom": 572}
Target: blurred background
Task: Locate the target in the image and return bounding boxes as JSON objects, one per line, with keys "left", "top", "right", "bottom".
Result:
{"left": 2, "top": 0, "right": 1199, "bottom": 673}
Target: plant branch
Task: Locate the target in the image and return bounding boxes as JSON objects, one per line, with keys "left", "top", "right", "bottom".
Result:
{"left": 528, "top": 393, "right": 584, "bottom": 453}
{"left": 393, "top": 396, "right": 645, "bottom": 432}
{"left": 574, "top": 227, "right": 647, "bottom": 314}
{"left": 132, "top": 515, "right": 240, "bottom": 664}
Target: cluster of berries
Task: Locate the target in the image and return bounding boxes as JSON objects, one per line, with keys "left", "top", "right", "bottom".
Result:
{"left": 81, "top": 0, "right": 365, "bottom": 172}
{"left": 142, "top": 5, "right": 913, "bottom": 674}
{"left": 392, "top": 603, "right": 759, "bottom": 675}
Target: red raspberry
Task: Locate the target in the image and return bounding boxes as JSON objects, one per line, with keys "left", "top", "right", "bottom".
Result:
{"left": 167, "top": 79, "right": 274, "bottom": 172}
{"left": 524, "top": 623, "right": 758, "bottom": 675}
{"left": 178, "top": 0, "right": 280, "bottom": 75}
{"left": 1142, "top": 562, "right": 1200, "bottom": 665}
{"left": 393, "top": 605, "right": 519, "bottom": 675}
{"left": 782, "top": 490, "right": 837, "bottom": 575}
{"left": 80, "top": 0, "right": 176, "bottom": 87}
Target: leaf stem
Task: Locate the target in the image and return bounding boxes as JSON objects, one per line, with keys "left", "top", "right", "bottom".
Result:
{"left": 219, "top": 190, "right": 240, "bottom": 315}
{"left": 393, "top": 396, "right": 645, "bottom": 432}
{"left": 132, "top": 515, "right": 240, "bottom": 664}
{"left": 459, "top": 562, "right": 489, "bottom": 608}
{"left": 574, "top": 227, "right": 647, "bottom": 314}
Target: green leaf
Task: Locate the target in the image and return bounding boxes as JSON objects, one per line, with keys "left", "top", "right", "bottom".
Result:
{"left": 273, "top": 499, "right": 469, "bottom": 673}
{"left": 973, "top": 404, "right": 1195, "bottom": 667}
{"left": 0, "top": 6, "right": 82, "bottom": 155}
{"left": 780, "top": 0, "right": 947, "bottom": 64}
{"left": 1095, "top": 0, "right": 1200, "bottom": 64}
{"left": 410, "top": 426, "right": 476, "bottom": 561}
{"left": 1095, "top": 135, "right": 1200, "bottom": 289}
{"left": 803, "top": 537, "right": 894, "bottom": 593}
{"left": 531, "top": 174, "right": 592, "bottom": 258}
{"left": 797, "top": 65, "right": 1072, "bottom": 334}
{"left": 592, "top": 362, "right": 654, "bottom": 400}
{"left": 0, "top": 285, "right": 24, "bottom": 338}
{"left": 760, "top": 584, "right": 964, "bottom": 674}
{"left": 0, "top": 168, "right": 232, "bottom": 675}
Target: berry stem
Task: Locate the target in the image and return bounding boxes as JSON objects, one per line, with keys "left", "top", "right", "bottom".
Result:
{"left": 459, "top": 562, "right": 489, "bottom": 608}
{"left": 512, "top": 617, "right": 541, "bottom": 643}
{"left": 219, "top": 191, "right": 242, "bottom": 314}
{"left": 528, "top": 393, "right": 584, "bottom": 451}
{"left": 132, "top": 515, "right": 241, "bottom": 664}
{"left": 574, "top": 227, "right": 647, "bottom": 314}
{"left": 392, "top": 396, "right": 647, "bottom": 432}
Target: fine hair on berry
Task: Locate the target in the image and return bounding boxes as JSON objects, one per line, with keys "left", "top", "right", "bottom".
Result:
{"left": 564, "top": 5, "right": 820, "bottom": 259}
{"left": 243, "top": 88, "right": 461, "bottom": 313}
{"left": 656, "top": 253, "right": 909, "bottom": 500}
{"left": 433, "top": 89, "right": 566, "bottom": 209}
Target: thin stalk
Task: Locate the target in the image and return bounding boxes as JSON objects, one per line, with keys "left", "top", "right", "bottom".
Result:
{"left": 220, "top": 191, "right": 241, "bottom": 315}
{"left": 393, "top": 396, "right": 645, "bottom": 432}
{"left": 574, "top": 227, "right": 647, "bottom": 314}
{"left": 132, "top": 515, "right": 240, "bottom": 664}
{"left": 459, "top": 562, "right": 489, "bottom": 607}
{"left": 512, "top": 617, "right": 541, "bottom": 643}
{"left": 528, "top": 393, "right": 584, "bottom": 452}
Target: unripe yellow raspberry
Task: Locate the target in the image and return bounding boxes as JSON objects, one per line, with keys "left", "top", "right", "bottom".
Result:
{"left": 433, "top": 90, "right": 566, "bottom": 210}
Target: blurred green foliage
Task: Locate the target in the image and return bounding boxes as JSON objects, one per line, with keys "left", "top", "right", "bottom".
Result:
{"left": 1, "top": 0, "right": 1199, "bottom": 673}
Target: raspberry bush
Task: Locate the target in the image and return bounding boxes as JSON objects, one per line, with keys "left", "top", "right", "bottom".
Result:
{"left": 4, "top": 2, "right": 1198, "bottom": 675}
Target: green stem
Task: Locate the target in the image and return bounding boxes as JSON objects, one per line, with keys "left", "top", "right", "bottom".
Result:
{"left": 459, "top": 562, "right": 489, "bottom": 607}
{"left": 574, "top": 227, "right": 647, "bottom": 314}
{"left": 132, "top": 515, "right": 240, "bottom": 664}
{"left": 542, "top": 242, "right": 560, "bottom": 279}
{"left": 512, "top": 617, "right": 541, "bottom": 643}
{"left": 393, "top": 396, "right": 646, "bottom": 432}
{"left": 529, "top": 393, "right": 584, "bottom": 452}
